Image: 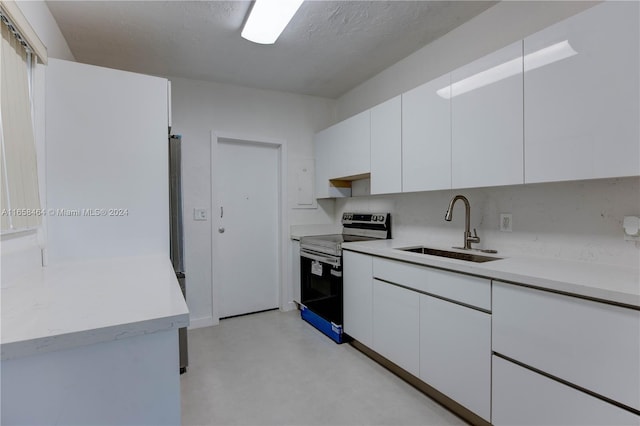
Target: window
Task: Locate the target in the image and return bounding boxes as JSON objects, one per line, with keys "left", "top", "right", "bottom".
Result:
{"left": 0, "top": 9, "right": 41, "bottom": 232}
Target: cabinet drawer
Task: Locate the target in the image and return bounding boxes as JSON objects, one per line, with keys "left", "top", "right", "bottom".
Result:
{"left": 373, "top": 258, "right": 490, "bottom": 310}
{"left": 493, "top": 282, "right": 640, "bottom": 411}
{"left": 493, "top": 356, "right": 640, "bottom": 425}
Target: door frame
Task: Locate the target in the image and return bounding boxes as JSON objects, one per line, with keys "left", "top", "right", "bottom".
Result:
{"left": 210, "top": 131, "right": 289, "bottom": 324}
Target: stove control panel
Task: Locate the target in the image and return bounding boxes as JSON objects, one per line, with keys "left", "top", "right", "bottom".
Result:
{"left": 342, "top": 212, "right": 391, "bottom": 239}
{"left": 342, "top": 212, "right": 389, "bottom": 225}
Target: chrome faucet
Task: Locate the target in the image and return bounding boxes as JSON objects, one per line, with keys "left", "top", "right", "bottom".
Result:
{"left": 445, "top": 195, "right": 480, "bottom": 250}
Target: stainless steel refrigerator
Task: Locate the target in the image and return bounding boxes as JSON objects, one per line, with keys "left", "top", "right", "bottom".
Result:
{"left": 169, "top": 134, "right": 188, "bottom": 373}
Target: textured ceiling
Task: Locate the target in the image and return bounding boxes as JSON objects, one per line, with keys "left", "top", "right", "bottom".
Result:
{"left": 46, "top": 1, "right": 496, "bottom": 99}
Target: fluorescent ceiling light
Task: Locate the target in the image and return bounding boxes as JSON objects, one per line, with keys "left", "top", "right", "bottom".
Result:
{"left": 437, "top": 40, "right": 578, "bottom": 99}
{"left": 241, "top": 0, "right": 304, "bottom": 45}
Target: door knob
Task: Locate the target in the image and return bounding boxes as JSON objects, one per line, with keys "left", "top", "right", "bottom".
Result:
{"left": 218, "top": 227, "right": 225, "bottom": 233}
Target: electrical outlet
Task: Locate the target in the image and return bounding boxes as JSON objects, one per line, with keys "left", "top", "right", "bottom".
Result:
{"left": 500, "top": 213, "right": 512, "bottom": 232}
{"left": 194, "top": 208, "right": 208, "bottom": 221}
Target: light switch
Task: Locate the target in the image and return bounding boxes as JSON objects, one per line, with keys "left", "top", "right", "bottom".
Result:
{"left": 194, "top": 208, "right": 208, "bottom": 221}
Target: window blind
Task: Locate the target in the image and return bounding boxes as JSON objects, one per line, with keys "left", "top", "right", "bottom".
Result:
{"left": 1, "top": 19, "right": 41, "bottom": 231}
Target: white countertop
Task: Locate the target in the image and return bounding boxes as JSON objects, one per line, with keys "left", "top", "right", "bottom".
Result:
{"left": 343, "top": 239, "right": 640, "bottom": 308}
{"left": 1, "top": 255, "right": 189, "bottom": 360}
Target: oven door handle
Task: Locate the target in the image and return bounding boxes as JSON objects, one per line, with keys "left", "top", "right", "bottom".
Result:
{"left": 300, "top": 250, "right": 341, "bottom": 268}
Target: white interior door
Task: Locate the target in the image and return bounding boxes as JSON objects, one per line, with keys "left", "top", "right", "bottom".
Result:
{"left": 214, "top": 138, "right": 280, "bottom": 318}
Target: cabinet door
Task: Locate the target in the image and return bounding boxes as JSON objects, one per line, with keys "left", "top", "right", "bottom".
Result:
{"left": 314, "top": 126, "right": 350, "bottom": 198}
{"left": 493, "top": 282, "right": 640, "bottom": 411}
{"left": 331, "top": 110, "right": 371, "bottom": 179}
{"left": 493, "top": 356, "right": 640, "bottom": 426}
{"left": 314, "top": 127, "right": 332, "bottom": 199}
{"left": 524, "top": 2, "right": 640, "bottom": 183}
{"left": 372, "top": 280, "right": 420, "bottom": 376}
{"left": 291, "top": 240, "right": 301, "bottom": 303}
{"left": 343, "top": 251, "right": 373, "bottom": 346}
{"left": 402, "top": 74, "right": 451, "bottom": 192}
{"left": 370, "top": 96, "right": 401, "bottom": 194}
{"left": 420, "top": 295, "right": 491, "bottom": 422}
{"left": 451, "top": 41, "right": 524, "bottom": 189}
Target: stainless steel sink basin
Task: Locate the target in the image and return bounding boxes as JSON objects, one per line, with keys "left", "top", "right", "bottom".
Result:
{"left": 398, "top": 246, "right": 502, "bottom": 263}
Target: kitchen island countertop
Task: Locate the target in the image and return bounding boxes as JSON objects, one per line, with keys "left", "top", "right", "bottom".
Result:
{"left": 343, "top": 239, "right": 640, "bottom": 308}
{"left": 1, "top": 255, "right": 189, "bottom": 360}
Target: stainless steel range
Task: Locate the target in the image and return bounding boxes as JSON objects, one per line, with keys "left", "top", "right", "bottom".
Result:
{"left": 299, "top": 212, "right": 391, "bottom": 343}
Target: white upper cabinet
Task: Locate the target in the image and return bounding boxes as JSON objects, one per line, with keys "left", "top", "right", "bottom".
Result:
{"left": 314, "top": 125, "right": 343, "bottom": 199}
{"left": 331, "top": 110, "right": 371, "bottom": 179}
{"left": 315, "top": 2, "right": 639, "bottom": 196}
{"left": 524, "top": 2, "right": 640, "bottom": 183}
{"left": 402, "top": 74, "right": 452, "bottom": 192}
{"left": 370, "top": 96, "right": 402, "bottom": 195}
{"left": 314, "top": 110, "right": 370, "bottom": 199}
{"left": 451, "top": 42, "right": 524, "bottom": 189}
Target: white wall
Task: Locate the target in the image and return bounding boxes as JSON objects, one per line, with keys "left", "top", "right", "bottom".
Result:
{"left": 15, "top": 1, "right": 75, "bottom": 61}
{"left": 331, "top": 1, "right": 639, "bottom": 268}
{"left": 2, "top": 1, "right": 75, "bottom": 285}
{"left": 170, "top": 78, "right": 336, "bottom": 327}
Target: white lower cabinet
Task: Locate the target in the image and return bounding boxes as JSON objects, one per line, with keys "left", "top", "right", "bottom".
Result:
{"left": 420, "top": 295, "right": 491, "bottom": 422}
{"left": 343, "top": 251, "right": 373, "bottom": 346}
{"left": 291, "top": 240, "right": 301, "bottom": 303}
{"left": 369, "top": 255, "right": 491, "bottom": 421}
{"left": 493, "top": 282, "right": 640, "bottom": 412}
{"left": 493, "top": 356, "right": 640, "bottom": 426}
{"left": 344, "top": 252, "right": 640, "bottom": 425}
{"left": 372, "top": 279, "right": 420, "bottom": 377}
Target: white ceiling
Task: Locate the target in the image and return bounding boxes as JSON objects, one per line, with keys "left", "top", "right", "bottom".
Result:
{"left": 46, "top": 1, "right": 496, "bottom": 99}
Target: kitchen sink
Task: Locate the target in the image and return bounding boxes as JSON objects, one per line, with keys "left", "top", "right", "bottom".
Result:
{"left": 398, "top": 246, "right": 502, "bottom": 263}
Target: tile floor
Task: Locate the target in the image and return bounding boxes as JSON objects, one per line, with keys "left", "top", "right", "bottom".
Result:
{"left": 181, "top": 309, "right": 467, "bottom": 426}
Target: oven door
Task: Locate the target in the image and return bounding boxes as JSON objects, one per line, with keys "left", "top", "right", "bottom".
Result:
{"left": 300, "top": 249, "right": 343, "bottom": 326}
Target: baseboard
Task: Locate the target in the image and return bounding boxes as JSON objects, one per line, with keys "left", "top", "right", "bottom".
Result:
{"left": 282, "top": 301, "right": 298, "bottom": 312}
{"left": 350, "top": 340, "right": 491, "bottom": 426}
{"left": 188, "top": 316, "right": 217, "bottom": 330}
{"left": 189, "top": 304, "right": 299, "bottom": 329}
